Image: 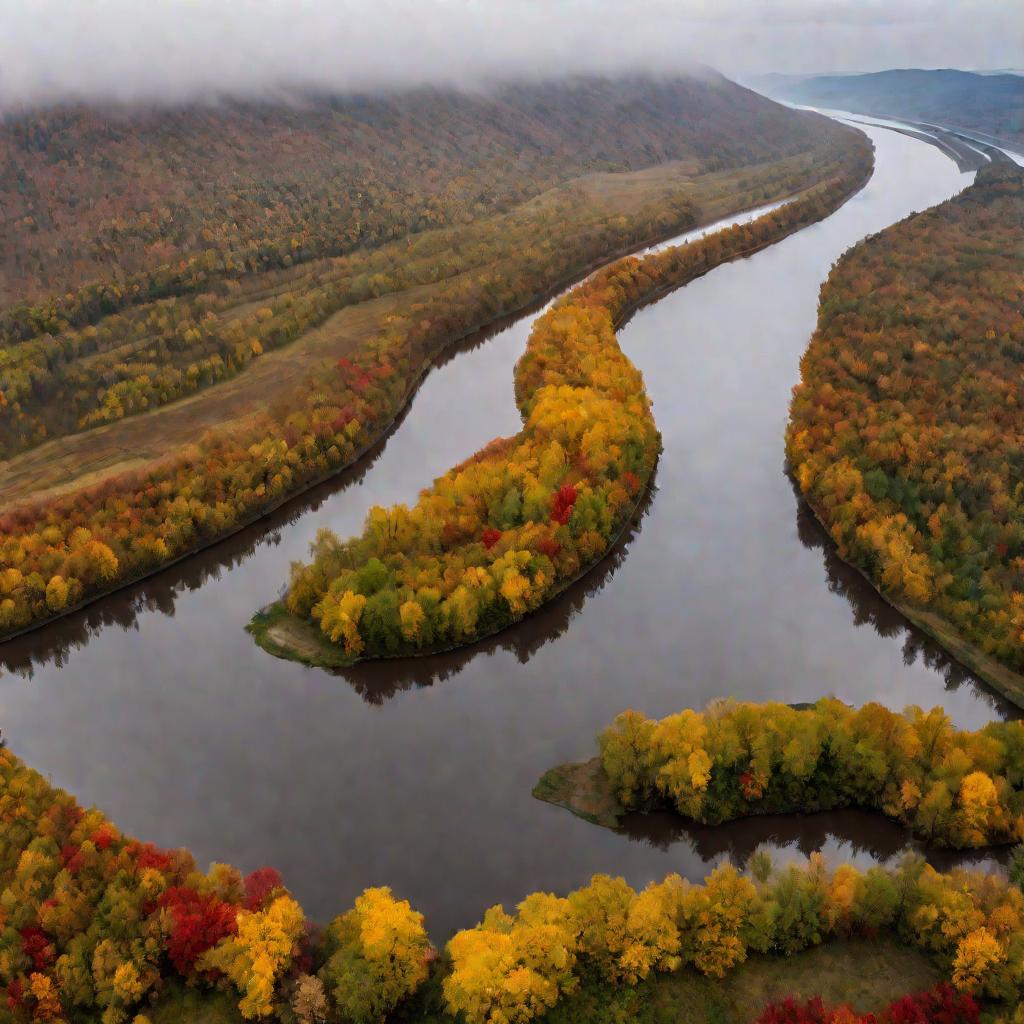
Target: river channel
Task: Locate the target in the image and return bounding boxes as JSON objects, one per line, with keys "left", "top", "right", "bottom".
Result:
{"left": 0, "top": 118, "right": 1001, "bottom": 940}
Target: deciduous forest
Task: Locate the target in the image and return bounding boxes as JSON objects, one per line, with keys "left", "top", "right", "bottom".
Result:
{"left": 4, "top": 743, "right": 1024, "bottom": 1023}
{"left": 0, "top": 76, "right": 863, "bottom": 640}
{"left": 3, "top": 18, "right": 1022, "bottom": 1022}
{"left": 788, "top": 163, "right": 1024, "bottom": 698}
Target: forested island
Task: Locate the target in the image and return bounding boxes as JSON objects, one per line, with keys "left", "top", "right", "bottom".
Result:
{"left": 787, "top": 162, "right": 1024, "bottom": 703}
{"left": 536, "top": 698, "right": 1024, "bottom": 848}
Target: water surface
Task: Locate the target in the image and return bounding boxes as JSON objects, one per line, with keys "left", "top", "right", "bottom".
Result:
{"left": 0, "top": 121, "right": 1003, "bottom": 940}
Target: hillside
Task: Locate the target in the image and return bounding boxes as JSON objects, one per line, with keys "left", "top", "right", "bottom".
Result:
{"left": 754, "top": 68, "right": 1024, "bottom": 145}
{"left": 0, "top": 72, "right": 833, "bottom": 315}
{"left": 0, "top": 74, "right": 854, "bottom": 460}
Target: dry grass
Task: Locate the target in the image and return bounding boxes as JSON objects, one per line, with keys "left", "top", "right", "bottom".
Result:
{"left": 723, "top": 939, "right": 941, "bottom": 1017}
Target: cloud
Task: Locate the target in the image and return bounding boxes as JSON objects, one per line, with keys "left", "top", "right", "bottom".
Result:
{"left": 0, "top": 0, "right": 1019, "bottom": 109}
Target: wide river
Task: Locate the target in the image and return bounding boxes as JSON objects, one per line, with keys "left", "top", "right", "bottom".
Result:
{"left": 0, "top": 119, "right": 1007, "bottom": 940}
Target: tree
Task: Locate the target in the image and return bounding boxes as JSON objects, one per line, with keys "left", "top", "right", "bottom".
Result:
{"left": 598, "top": 711, "right": 657, "bottom": 809}
{"left": 198, "top": 895, "right": 305, "bottom": 1020}
{"left": 952, "top": 927, "right": 1006, "bottom": 995}
{"left": 443, "top": 895, "right": 578, "bottom": 1024}
{"left": 158, "top": 886, "right": 238, "bottom": 975}
{"left": 292, "top": 975, "right": 329, "bottom": 1024}
{"left": 319, "top": 887, "right": 431, "bottom": 1024}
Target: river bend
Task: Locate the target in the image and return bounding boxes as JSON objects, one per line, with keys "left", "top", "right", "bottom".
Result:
{"left": 0, "top": 120, "right": 998, "bottom": 940}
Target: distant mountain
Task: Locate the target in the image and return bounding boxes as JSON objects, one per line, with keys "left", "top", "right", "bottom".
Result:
{"left": 752, "top": 68, "right": 1024, "bottom": 145}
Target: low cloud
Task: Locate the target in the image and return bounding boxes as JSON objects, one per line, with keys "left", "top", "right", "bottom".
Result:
{"left": 0, "top": 0, "right": 1019, "bottom": 110}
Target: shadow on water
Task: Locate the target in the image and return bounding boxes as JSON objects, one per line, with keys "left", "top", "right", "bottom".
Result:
{"left": 320, "top": 479, "right": 659, "bottom": 703}
{"left": 618, "top": 806, "right": 1010, "bottom": 873}
{"left": 788, "top": 470, "right": 1018, "bottom": 721}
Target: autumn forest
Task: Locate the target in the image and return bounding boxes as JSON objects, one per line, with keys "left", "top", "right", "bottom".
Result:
{"left": 2, "top": 20, "right": 1024, "bottom": 1024}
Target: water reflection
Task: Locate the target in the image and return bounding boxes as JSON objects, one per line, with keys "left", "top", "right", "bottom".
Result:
{"left": 619, "top": 806, "right": 1008, "bottom": 873}
{"left": 789, "top": 474, "right": 1017, "bottom": 720}
{"left": 333, "top": 481, "right": 658, "bottom": 701}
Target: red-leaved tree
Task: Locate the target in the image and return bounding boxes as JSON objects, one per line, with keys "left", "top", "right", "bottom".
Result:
{"left": 158, "top": 887, "right": 239, "bottom": 975}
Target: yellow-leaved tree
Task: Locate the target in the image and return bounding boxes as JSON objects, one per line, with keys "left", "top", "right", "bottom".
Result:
{"left": 318, "top": 887, "right": 432, "bottom": 1024}
{"left": 443, "top": 893, "right": 579, "bottom": 1024}
{"left": 199, "top": 895, "right": 305, "bottom": 1019}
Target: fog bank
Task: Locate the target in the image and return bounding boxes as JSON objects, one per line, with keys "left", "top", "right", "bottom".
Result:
{"left": 0, "top": 0, "right": 1020, "bottom": 110}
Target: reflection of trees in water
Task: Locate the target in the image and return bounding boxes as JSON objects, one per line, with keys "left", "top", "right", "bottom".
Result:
{"left": 789, "top": 473, "right": 1018, "bottom": 721}
{"left": 0, "top": 300, "right": 552, "bottom": 680}
{"left": 0, "top": 427, "right": 392, "bottom": 679}
{"left": 617, "top": 805, "right": 1009, "bottom": 874}
{"left": 0, "top": 283, "right": 648, "bottom": 684}
{"left": 327, "top": 481, "right": 658, "bottom": 703}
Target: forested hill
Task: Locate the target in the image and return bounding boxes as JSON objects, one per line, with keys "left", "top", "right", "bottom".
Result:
{"left": 754, "top": 68, "right": 1024, "bottom": 145}
{"left": 0, "top": 72, "right": 842, "bottom": 319}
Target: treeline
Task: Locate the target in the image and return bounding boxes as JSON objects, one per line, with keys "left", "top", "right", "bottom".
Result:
{"left": 440, "top": 857, "right": 1024, "bottom": 1022}
{"left": 0, "top": 746, "right": 431, "bottom": 1024}
{"left": 592, "top": 699, "right": 1024, "bottom": 848}
{"left": 786, "top": 163, "right": 1024, "bottom": 683}
{"left": 4, "top": 742, "right": 1024, "bottom": 1023}
{"left": 0, "top": 132, "right": 872, "bottom": 642}
{"left": 267, "top": 137, "right": 874, "bottom": 664}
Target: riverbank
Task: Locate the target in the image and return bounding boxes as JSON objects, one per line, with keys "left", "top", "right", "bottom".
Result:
{"left": 533, "top": 756, "right": 625, "bottom": 828}
{"left": 254, "top": 143, "right": 873, "bottom": 669}
{"left": 787, "top": 162, "right": 1024, "bottom": 711}
{"left": 800, "top": 492, "right": 1024, "bottom": 710}
{"left": 849, "top": 118, "right": 988, "bottom": 171}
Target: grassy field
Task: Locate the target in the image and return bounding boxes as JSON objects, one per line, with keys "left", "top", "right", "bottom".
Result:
{"left": 543, "top": 939, "right": 942, "bottom": 1024}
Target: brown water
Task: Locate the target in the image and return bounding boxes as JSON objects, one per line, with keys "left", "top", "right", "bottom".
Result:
{"left": 0, "top": 121, "right": 1006, "bottom": 941}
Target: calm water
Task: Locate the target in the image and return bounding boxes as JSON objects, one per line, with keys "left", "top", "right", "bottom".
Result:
{"left": 0, "top": 121, "right": 1005, "bottom": 940}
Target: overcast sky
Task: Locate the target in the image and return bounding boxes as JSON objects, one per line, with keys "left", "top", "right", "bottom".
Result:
{"left": 0, "top": 0, "right": 1019, "bottom": 108}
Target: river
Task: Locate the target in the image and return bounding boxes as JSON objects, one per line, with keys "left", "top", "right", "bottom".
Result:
{"left": 0, "top": 119, "right": 1004, "bottom": 941}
